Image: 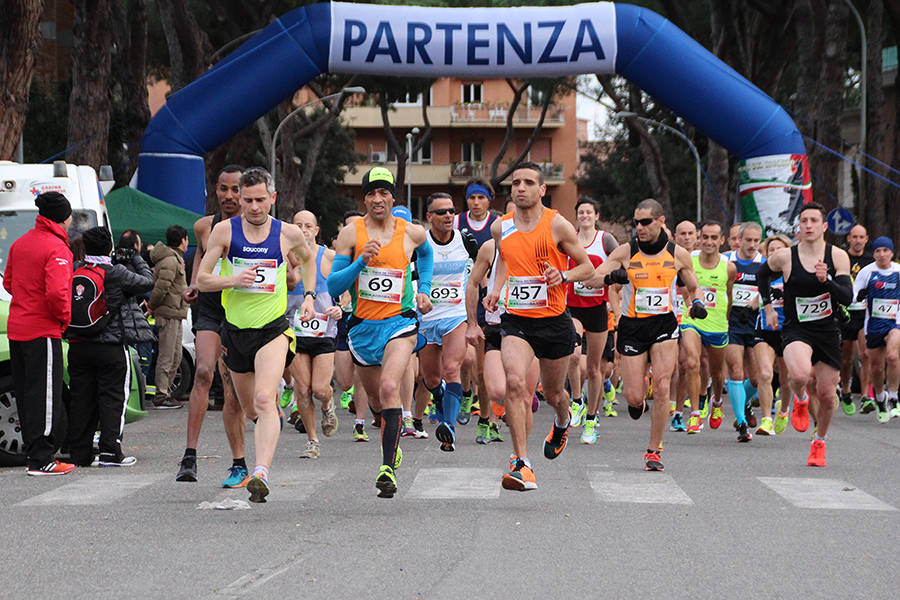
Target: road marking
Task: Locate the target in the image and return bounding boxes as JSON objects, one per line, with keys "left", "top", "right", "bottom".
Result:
{"left": 589, "top": 471, "right": 693, "bottom": 505}
{"left": 758, "top": 477, "right": 897, "bottom": 511}
{"left": 406, "top": 468, "right": 500, "bottom": 499}
{"left": 216, "top": 469, "right": 335, "bottom": 503}
{"left": 16, "top": 474, "right": 163, "bottom": 506}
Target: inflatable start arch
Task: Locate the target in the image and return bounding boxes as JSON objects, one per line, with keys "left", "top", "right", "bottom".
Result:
{"left": 137, "top": 2, "right": 810, "bottom": 232}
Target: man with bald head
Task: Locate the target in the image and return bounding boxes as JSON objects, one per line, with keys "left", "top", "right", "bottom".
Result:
{"left": 674, "top": 221, "right": 697, "bottom": 252}
{"left": 841, "top": 224, "right": 874, "bottom": 414}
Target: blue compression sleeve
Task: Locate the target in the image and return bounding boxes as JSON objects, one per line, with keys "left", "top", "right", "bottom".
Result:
{"left": 443, "top": 382, "right": 463, "bottom": 431}
{"left": 414, "top": 238, "right": 433, "bottom": 296}
{"left": 327, "top": 254, "right": 366, "bottom": 297}
{"left": 727, "top": 380, "right": 747, "bottom": 426}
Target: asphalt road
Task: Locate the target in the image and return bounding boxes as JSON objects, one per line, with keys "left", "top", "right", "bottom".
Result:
{"left": 1, "top": 396, "right": 898, "bottom": 600}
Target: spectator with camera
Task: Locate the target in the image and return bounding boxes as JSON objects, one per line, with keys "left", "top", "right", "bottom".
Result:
{"left": 149, "top": 226, "right": 190, "bottom": 409}
{"left": 65, "top": 226, "right": 154, "bottom": 467}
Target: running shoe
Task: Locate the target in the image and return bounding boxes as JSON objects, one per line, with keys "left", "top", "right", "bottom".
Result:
{"left": 222, "top": 465, "right": 250, "bottom": 488}
{"left": 737, "top": 422, "right": 752, "bottom": 443}
{"left": 458, "top": 393, "right": 474, "bottom": 425}
{"left": 840, "top": 392, "right": 856, "bottom": 416}
{"left": 543, "top": 420, "right": 569, "bottom": 459}
{"left": 287, "top": 409, "right": 301, "bottom": 426}
{"left": 371, "top": 413, "right": 382, "bottom": 429}
{"left": 686, "top": 413, "right": 701, "bottom": 434}
{"left": 709, "top": 403, "right": 724, "bottom": 429}
{"left": 807, "top": 439, "right": 826, "bottom": 467}
{"left": 670, "top": 413, "right": 686, "bottom": 432}
{"left": 669, "top": 400, "right": 676, "bottom": 416}
{"left": 756, "top": 417, "right": 775, "bottom": 436}
{"left": 340, "top": 386, "right": 353, "bottom": 410}
{"left": 413, "top": 419, "right": 429, "bottom": 439}
{"left": 279, "top": 387, "right": 293, "bottom": 409}
{"left": 300, "top": 440, "right": 320, "bottom": 459}
{"left": 393, "top": 447, "right": 403, "bottom": 470}
{"left": 321, "top": 407, "right": 338, "bottom": 437}
{"left": 791, "top": 398, "right": 810, "bottom": 432}
{"left": 603, "top": 381, "right": 616, "bottom": 406}
{"left": 684, "top": 397, "right": 692, "bottom": 410}
{"left": 699, "top": 396, "right": 710, "bottom": 420}
{"left": 471, "top": 397, "right": 480, "bottom": 416}
{"left": 376, "top": 465, "right": 397, "bottom": 498}
{"left": 627, "top": 399, "right": 647, "bottom": 420}
{"left": 875, "top": 399, "right": 890, "bottom": 423}
{"left": 175, "top": 455, "right": 198, "bottom": 482}
{"left": 152, "top": 396, "right": 182, "bottom": 409}
{"left": 570, "top": 400, "right": 586, "bottom": 427}
{"left": 643, "top": 452, "right": 664, "bottom": 472}
{"left": 26, "top": 460, "right": 75, "bottom": 476}
{"left": 745, "top": 404, "right": 757, "bottom": 429}
{"left": 488, "top": 422, "right": 504, "bottom": 443}
{"left": 774, "top": 405, "right": 790, "bottom": 435}
{"left": 603, "top": 402, "right": 617, "bottom": 417}
{"left": 859, "top": 397, "right": 876, "bottom": 414}
{"left": 98, "top": 455, "right": 137, "bottom": 467}
{"left": 436, "top": 422, "right": 456, "bottom": 452}
{"left": 475, "top": 421, "right": 490, "bottom": 445}
{"left": 427, "top": 401, "right": 440, "bottom": 424}
{"left": 890, "top": 398, "right": 900, "bottom": 419}
{"left": 401, "top": 415, "right": 416, "bottom": 437}
{"left": 581, "top": 417, "right": 598, "bottom": 444}
{"left": 294, "top": 418, "right": 306, "bottom": 434}
{"left": 353, "top": 423, "right": 369, "bottom": 442}
{"left": 247, "top": 475, "right": 270, "bottom": 503}
{"left": 502, "top": 458, "right": 537, "bottom": 491}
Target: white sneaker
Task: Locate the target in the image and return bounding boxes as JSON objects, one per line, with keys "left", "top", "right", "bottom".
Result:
{"left": 98, "top": 455, "right": 137, "bottom": 467}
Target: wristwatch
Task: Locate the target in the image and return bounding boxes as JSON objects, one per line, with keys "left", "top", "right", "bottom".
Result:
{"left": 304, "top": 290, "right": 316, "bottom": 299}
{"left": 560, "top": 271, "right": 568, "bottom": 284}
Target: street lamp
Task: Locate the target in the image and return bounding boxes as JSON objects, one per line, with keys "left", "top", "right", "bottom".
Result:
{"left": 613, "top": 111, "right": 703, "bottom": 222}
{"left": 843, "top": 0, "right": 867, "bottom": 224}
{"left": 270, "top": 86, "right": 366, "bottom": 189}
{"left": 405, "top": 127, "right": 420, "bottom": 209}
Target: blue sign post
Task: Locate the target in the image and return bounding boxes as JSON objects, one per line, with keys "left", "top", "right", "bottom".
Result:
{"left": 827, "top": 207, "right": 855, "bottom": 236}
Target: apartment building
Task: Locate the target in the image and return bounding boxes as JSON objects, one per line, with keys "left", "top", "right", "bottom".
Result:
{"left": 340, "top": 78, "right": 579, "bottom": 222}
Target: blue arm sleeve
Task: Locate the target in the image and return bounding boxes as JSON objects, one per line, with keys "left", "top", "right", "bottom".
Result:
{"left": 415, "top": 239, "right": 433, "bottom": 296}
{"left": 327, "top": 254, "right": 366, "bottom": 297}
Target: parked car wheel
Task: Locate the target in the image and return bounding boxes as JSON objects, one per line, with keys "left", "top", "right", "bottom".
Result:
{"left": 0, "top": 372, "right": 25, "bottom": 467}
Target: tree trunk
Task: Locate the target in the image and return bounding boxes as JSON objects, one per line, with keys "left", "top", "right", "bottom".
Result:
{"left": 67, "top": 0, "right": 113, "bottom": 168}
{"left": 156, "top": 0, "right": 210, "bottom": 92}
{"left": 703, "top": 141, "right": 730, "bottom": 224}
{"left": 110, "top": 0, "right": 150, "bottom": 185}
{"left": 0, "top": 0, "right": 44, "bottom": 160}
{"left": 884, "top": 0, "right": 900, "bottom": 242}
{"left": 863, "top": 0, "right": 888, "bottom": 235}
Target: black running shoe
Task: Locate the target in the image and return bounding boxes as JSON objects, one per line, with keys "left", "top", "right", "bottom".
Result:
{"left": 176, "top": 455, "right": 198, "bottom": 482}
{"left": 543, "top": 421, "right": 569, "bottom": 460}
{"left": 737, "top": 422, "right": 752, "bottom": 443}
{"left": 745, "top": 405, "right": 758, "bottom": 429}
{"left": 628, "top": 400, "right": 647, "bottom": 420}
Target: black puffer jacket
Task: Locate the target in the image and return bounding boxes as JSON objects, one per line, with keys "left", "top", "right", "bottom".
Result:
{"left": 69, "top": 254, "right": 156, "bottom": 345}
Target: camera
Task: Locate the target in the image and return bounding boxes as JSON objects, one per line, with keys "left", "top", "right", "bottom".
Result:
{"left": 113, "top": 247, "right": 135, "bottom": 265}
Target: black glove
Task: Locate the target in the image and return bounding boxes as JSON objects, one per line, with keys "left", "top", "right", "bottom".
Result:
{"left": 689, "top": 299, "right": 708, "bottom": 319}
{"left": 855, "top": 287, "right": 867, "bottom": 303}
{"left": 604, "top": 268, "right": 629, "bottom": 285}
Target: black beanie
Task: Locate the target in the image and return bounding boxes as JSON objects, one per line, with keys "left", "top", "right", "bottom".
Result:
{"left": 81, "top": 226, "right": 113, "bottom": 256}
{"left": 361, "top": 167, "right": 396, "bottom": 198}
{"left": 35, "top": 191, "right": 72, "bottom": 223}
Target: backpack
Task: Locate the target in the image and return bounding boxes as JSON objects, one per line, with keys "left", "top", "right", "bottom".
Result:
{"left": 67, "top": 264, "right": 111, "bottom": 337}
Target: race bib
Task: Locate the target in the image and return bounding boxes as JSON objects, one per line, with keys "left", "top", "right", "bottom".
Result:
{"left": 358, "top": 267, "right": 404, "bottom": 303}
{"left": 293, "top": 312, "right": 329, "bottom": 337}
{"left": 430, "top": 281, "right": 463, "bottom": 305}
{"left": 507, "top": 275, "right": 548, "bottom": 310}
{"left": 635, "top": 287, "right": 670, "bottom": 315}
{"left": 673, "top": 293, "right": 686, "bottom": 316}
{"left": 795, "top": 293, "right": 832, "bottom": 322}
{"left": 731, "top": 283, "right": 758, "bottom": 308}
{"left": 871, "top": 297, "right": 899, "bottom": 320}
{"left": 700, "top": 286, "right": 717, "bottom": 309}
{"left": 771, "top": 283, "right": 784, "bottom": 309}
{"left": 233, "top": 257, "right": 277, "bottom": 294}
{"left": 574, "top": 281, "right": 605, "bottom": 297}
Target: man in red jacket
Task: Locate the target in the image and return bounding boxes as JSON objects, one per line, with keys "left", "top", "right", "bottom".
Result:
{"left": 2, "top": 192, "right": 76, "bottom": 475}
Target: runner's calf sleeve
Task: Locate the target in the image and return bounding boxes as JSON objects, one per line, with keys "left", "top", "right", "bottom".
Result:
{"left": 743, "top": 380, "right": 757, "bottom": 402}
{"left": 727, "top": 380, "right": 747, "bottom": 426}
{"left": 327, "top": 254, "right": 366, "bottom": 296}
{"left": 381, "top": 408, "right": 402, "bottom": 467}
{"left": 443, "top": 382, "right": 463, "bottom": 429}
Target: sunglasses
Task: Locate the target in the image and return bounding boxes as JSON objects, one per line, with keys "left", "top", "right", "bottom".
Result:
{"left": 632, "top": 217, "right": 655, "bottom": 227}
{"left": 429, "top": 208, "right": 456, "bottom": 215}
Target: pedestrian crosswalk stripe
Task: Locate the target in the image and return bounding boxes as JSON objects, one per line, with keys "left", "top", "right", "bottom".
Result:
{"left": 216, "top": 469, "right": 336, "bottom": 503}
{"left": 16, "top": 474, "right": 164, "bottom": 506}
{"left": 406, "top": 468, "right": 500, "bottom": 499}
{"left": 758, "top": 477, "right": 897, "bottom": 511}
{"left": 589, "top": 471, "right": 693, "bottom": 505}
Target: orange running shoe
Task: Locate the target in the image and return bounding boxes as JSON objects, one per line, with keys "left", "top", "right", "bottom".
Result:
{"left": 807, "top": 439, "right": 826, "bottom": 467}
{"left": 687, "top": 414, "right": 702, "bottom": 434}
{"left": 709, "top": 403, "right": 724, "bottom": 429}
{"left": 792, "top": 398, "right": 810, "bottom": 432}
{"left": 26, "top": 460, "right": 75, "bottom": 476}
{"left": 502, "top": 459, "right": 537, "bottom": 491}
{"left": 643, "top": 452, "right": 664, "bottom": 471}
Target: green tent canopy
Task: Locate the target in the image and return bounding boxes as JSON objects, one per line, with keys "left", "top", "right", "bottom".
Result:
{"left": 104, "top": 186, "right": 201, "bottom": 246}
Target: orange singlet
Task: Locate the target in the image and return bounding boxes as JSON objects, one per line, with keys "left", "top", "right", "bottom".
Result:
{"left": 499, "top": 208, "right": 568, "bottom": 318}
{"left": 351, "top": 218, "right": 415, "bottom": 321}
{"left": 620, "top": 240, "right": 679, "bottom": 319}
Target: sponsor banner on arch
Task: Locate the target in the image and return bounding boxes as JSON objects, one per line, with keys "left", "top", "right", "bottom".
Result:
{"left": 329, "top": 1, "right": 617, "bottom": 77}
{"left": 737, "top": 154, "right": 812, "bottom": 235}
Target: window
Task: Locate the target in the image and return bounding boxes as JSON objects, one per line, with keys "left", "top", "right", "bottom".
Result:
{"left": 462, "top": 141, "right": 483, "bottom": 163}
{"left": 461, "top": 82, "right": 483, "bottom": 104}
{"left": 387, "top": 140, "right": 432, "bottom": 164}
{"left": 389, "top": 87, "right": 432, "bottom": 106}
{"left": 526, "top": 85, "right": 549, "bottom": 106}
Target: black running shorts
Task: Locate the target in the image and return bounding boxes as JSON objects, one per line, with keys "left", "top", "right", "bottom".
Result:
{"left": 221, "top": 317, "right": 294, "bottom": 374}
{"left": 499, "top": 311, "right": 576, "bottom": 360}
{"left": 754, "top": 329, "right": 783, "bottom": 357}
{"left": 295, "top": 336, "right": 337, "bottom": 358}
{"left": 781, "top": 326, "right": 841, "bottom": 370}
{"left": 568, "top": 303, "right": 609, "bottom": 334}
{"left": 840, "top": 310, "right": 866, "bottom": 341}
{"left": 616, "top": 313, "right": 679, "bottom": 357}
{"left": 483, "top": 323, "right": 502, "bottom": 353}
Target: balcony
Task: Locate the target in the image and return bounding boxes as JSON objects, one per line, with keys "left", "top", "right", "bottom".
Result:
{"left": 449, "top": 103, "right": 565, "bottom": 128}
{"left": 450, "top": 161, "right": 565, "bottom": 186}
{"left": 342, "top": 163, "right": 452, "bottom": 186}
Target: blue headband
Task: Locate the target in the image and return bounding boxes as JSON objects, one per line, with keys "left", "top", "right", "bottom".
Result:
{"left": 466, "top": 184, "right": 492, "bottom": 201}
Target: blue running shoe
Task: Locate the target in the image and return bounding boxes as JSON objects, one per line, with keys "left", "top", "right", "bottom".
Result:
{"left": 222, "top": 465, "right": 249, "bottom": 488}
{"left": 436, "top": 422, "right": 456, "bottom": 452}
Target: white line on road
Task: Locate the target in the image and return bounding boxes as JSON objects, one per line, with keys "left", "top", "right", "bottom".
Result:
{"left": 216, "top": 469, "right": 336, "bottom": 504}
{"left": 589, "top": 471, "right": 694, "bottom": 505}
{"left": 758, "top": 477, "right": 897, "bottom": 511}
{"left": 16, "top": 474, "right": 164, "bottom": 506}
{"left": 406, "top": 468, "right": 500, "bottom": 499}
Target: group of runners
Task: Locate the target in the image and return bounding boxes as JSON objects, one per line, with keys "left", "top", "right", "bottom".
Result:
{"left": 176, "top": 161, "right": 900, "bottom": 501}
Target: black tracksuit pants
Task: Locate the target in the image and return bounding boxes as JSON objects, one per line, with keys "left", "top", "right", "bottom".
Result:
{"left": 66, "top": 341, "right": 131, "bottom": 465}
{"left": 10, "top": 338, "right": 67, "bottom": 470}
